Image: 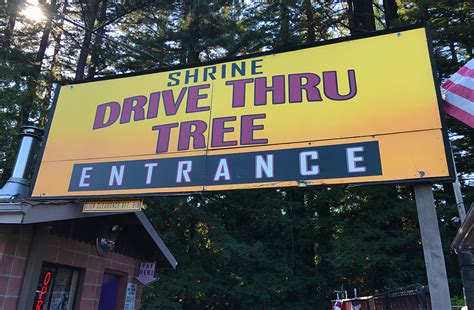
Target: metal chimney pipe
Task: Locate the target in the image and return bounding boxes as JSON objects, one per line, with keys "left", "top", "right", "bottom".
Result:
{"left": 11, "top": 126, "right": 44, "bottom": 179}
{"left": 0, "top": 126, "right": 44, "bottom": 199}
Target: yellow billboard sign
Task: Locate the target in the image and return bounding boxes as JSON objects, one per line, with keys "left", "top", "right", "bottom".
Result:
{"left": 31, "top": 26, "right": 453, "bottom": 198}
{"left": 82, "top": 199, "right": 143, "bottom": 212}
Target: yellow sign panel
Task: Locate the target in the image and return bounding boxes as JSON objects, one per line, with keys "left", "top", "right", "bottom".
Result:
{"left": 83, "top": 200, "right": 143, "bottom": 212}
{"left": 32, "top": 26, "right": 453, "bottom": 198}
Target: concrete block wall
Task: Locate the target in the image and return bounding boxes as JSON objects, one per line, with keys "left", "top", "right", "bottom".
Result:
{"left": 0, "top": 224, "right": 144, "bottom": 310}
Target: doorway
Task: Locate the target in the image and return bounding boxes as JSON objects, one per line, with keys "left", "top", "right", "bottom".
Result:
{"left": 98, "top": 271, "right": 126, "bottom": 310}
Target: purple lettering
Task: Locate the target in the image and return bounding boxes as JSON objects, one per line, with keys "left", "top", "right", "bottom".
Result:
{"left": 162, "top": 87, "right": 187, "bottom": 116}
{"left": 152, "top": 123, "right": 179, "bottom": 153}
{"left": 225, "top": 78, "right": 253, "bottom": 108}
{"left": 254, "top": 75, "right": 285, "bottom": 105}
{"left": 147, "top": 92, "right": 160, "bottom": 119}
{"left": 288, "top": 73, "right": 322, "bottom": 103}
{"left": 93, "top": 102, "right": 120, "bottom": 129}
{"left": 211, "top": 116, "right": 238, "bottom": 148}
{"left": 241, "top": 114, "right": 268, "bottom": 145}
{"left": 177, "top": 121, "right": 207, "bottom": 151}
{"left": 323, "top": 70, "right": 357, "bottom": 100}
{"left": 120, "top": 96, "right": 147, "bottom": 124}
{"left": 186, "top": 84, "right": 211, "bottom": 113}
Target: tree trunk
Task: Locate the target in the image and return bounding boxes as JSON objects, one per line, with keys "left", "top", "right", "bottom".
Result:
{"left": 383, "top": 0, "right": 399, "bottom": 28}
{"left": 277, "top": 1, "right": 291, "bottom": 48}
{"left": 2, "top": 0, "right": 18, "bottom": 49}
{"left": 183, "top": 0, "right": 200, "bottom": 64}
{"left": 347, "top": 0, "right": 355, "bottom": 34}
{"left": 20, "top": 0, "right": 57, "bottom": 126}
{"left": 348, "top": 0, "right": 376, "bottom": 34}
{"left": 418, "top": 0, "right": 429, "bottom": 23}
{"left": 449, "top": 41, "right": 458, "bottom": 65}
{"left": 303, "top": 0, "right": 315, "bottom": 44}
{"left": 75, "top": 0, "right": 101, "bottom": 80}
{"left": 41, "top": 1, "right": 68, "bottom": 127}
{"left": 49, "top": 0, "right": 68, "bottom": 83}
{"left": 88, "top": 0, "right": 109, "bottom": 78}
{"left": 464, "top": 44, "right": 473, "bottom": 59}
{"left": 446, "top": 1, "right": 458, "bottom": 65}
{"left": 313, "top": 192, "right": 333, "bottom": 293}
{"left": 35, "top": 0, "right": 56, "bottom": 75}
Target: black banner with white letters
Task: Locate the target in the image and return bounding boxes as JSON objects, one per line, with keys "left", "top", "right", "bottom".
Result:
{"left": 69, "top": 141, "right": 381, "bottom": 192}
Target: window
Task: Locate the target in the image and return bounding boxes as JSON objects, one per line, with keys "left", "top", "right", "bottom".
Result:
{"left": 33, "top": 264, "right": 81, "bottom": 310}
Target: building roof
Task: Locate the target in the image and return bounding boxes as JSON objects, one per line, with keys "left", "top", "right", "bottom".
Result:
{"left": 0, "top": 199, "right": 177, "bottom": 269}
{"left": 451, "top": 203, "right": 474, "bottom": 251}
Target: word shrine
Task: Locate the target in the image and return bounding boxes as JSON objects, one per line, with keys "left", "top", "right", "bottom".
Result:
{"left": 69, "top": 142, "right": 382, "bottom": 192}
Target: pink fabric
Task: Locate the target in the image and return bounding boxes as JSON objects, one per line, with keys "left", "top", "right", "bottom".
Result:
{"left": 442, "top": 59, "right": 474, "bottom": 128}
{"left": 444, "top": 101, "right": 474, "bottom": 128}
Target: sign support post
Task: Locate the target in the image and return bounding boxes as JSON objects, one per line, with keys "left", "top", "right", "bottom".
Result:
{"left": 452, "top": 161, "right": 467, "bottom": 223}
{"left": 414, "top": 183, "right": 451, "bottom": 309}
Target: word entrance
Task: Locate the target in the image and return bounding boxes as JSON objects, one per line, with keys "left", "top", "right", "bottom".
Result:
{"left": 68, "top": 141, "right": 382, "bottom": 193}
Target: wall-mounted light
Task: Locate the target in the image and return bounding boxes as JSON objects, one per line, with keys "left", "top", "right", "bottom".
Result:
{"left": 96, "top": 224, "right": 123, "bottom": 256}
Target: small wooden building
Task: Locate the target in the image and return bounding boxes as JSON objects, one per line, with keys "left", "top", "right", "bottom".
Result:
{"left": 0, "top": 200, "right": 177, "bottom": 309}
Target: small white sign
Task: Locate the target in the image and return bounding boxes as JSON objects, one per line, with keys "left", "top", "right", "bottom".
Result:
{"left": 123, "top": 283, "right": 137, "bottom": 310}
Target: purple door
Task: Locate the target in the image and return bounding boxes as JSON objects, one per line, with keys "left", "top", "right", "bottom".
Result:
{"left": 98, "top": 273, "right": 121, "bottom": 310}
